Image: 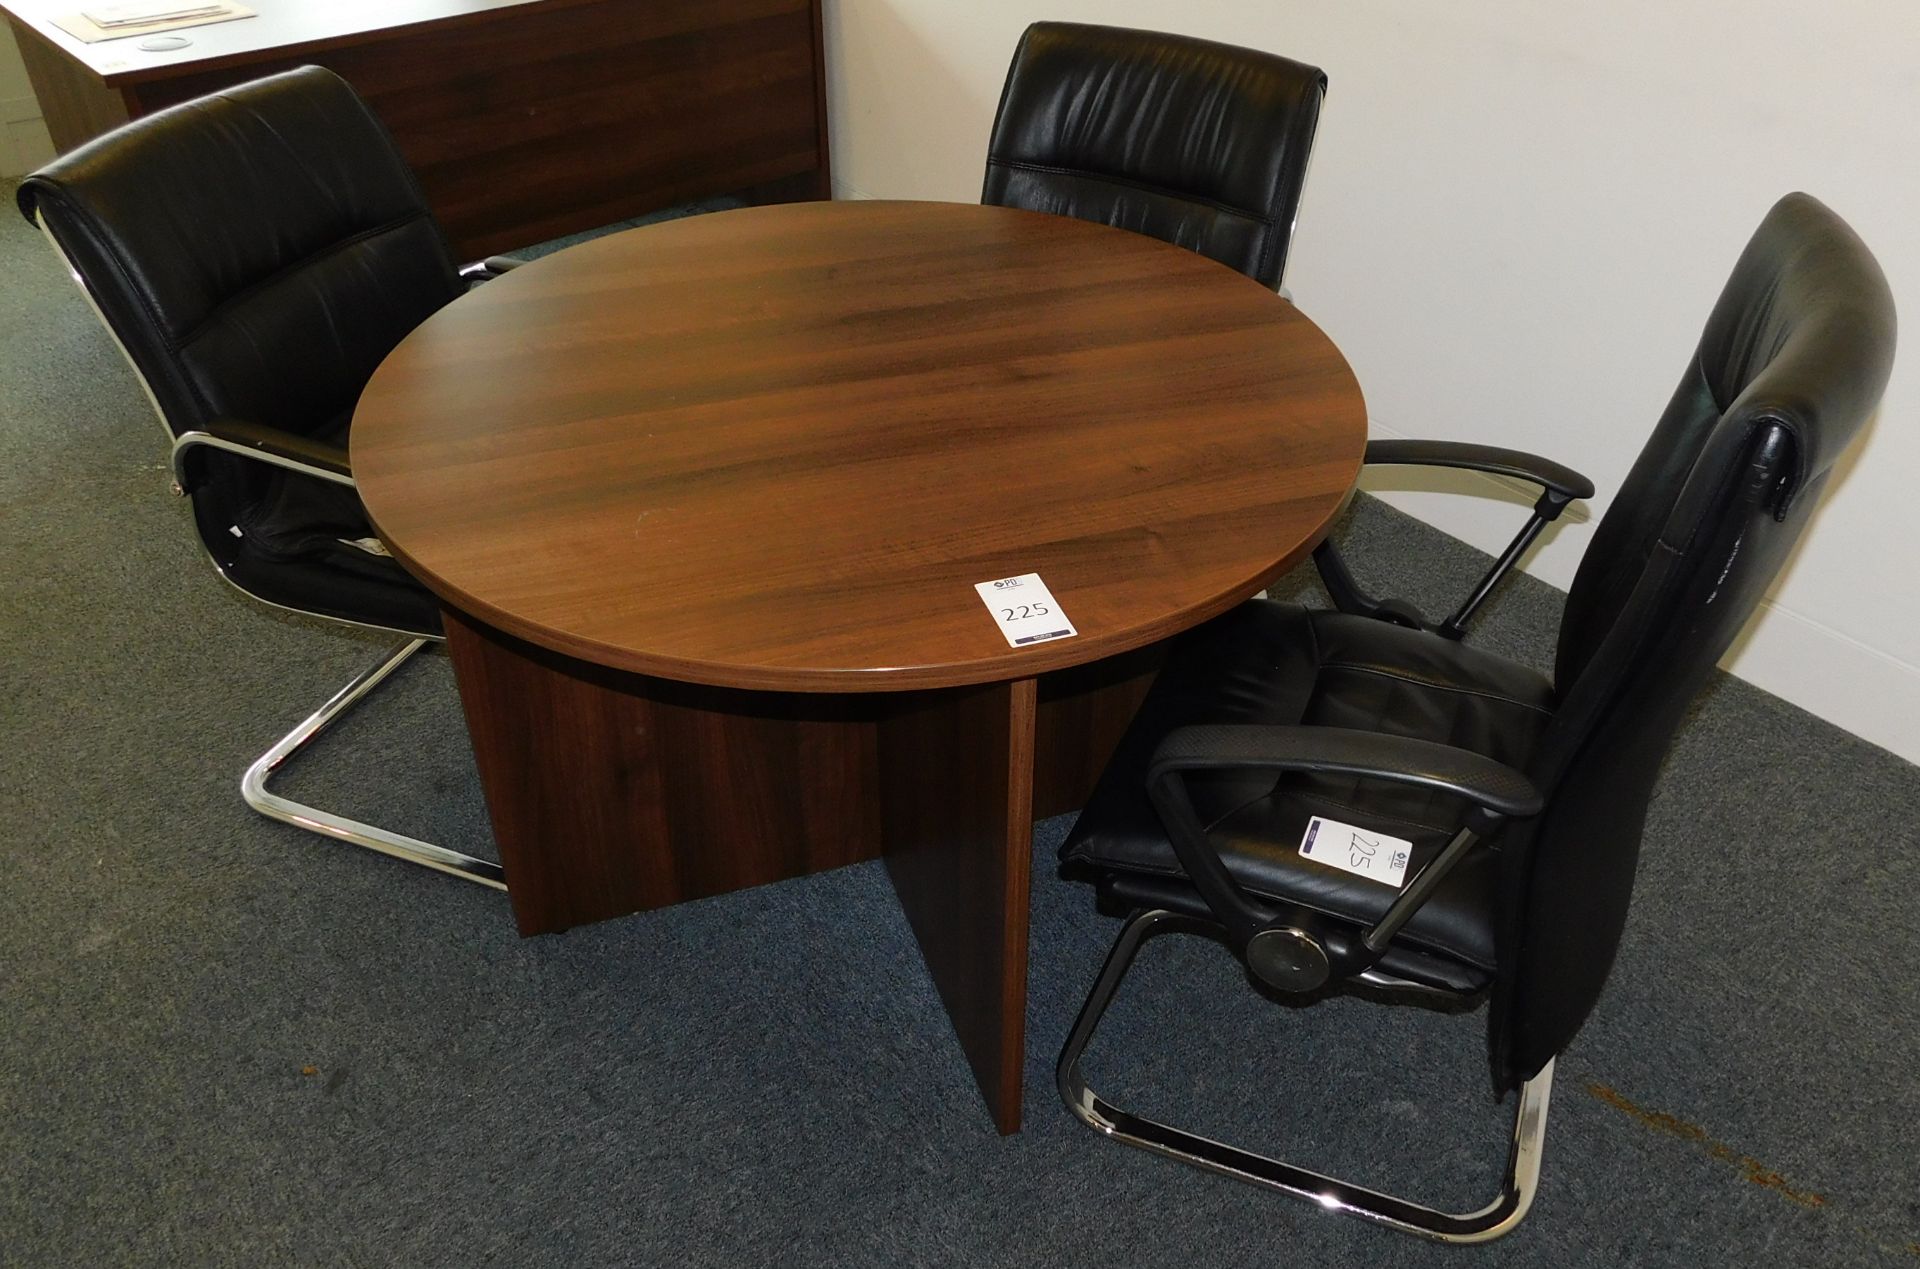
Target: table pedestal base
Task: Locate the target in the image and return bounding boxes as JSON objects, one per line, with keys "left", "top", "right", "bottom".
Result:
{"left": 441, "top": 608, "right": 1159, "bottom": 1133}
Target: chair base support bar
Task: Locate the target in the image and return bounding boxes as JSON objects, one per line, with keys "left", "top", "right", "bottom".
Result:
{"left": 1057, "top": 909, "right": 1552, "bottom": 1244}
{"left": 241, "top": 638, "right": 507, "bottom": 890}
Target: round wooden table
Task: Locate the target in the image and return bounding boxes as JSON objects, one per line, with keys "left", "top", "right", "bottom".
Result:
{"left": 353, "top": 200, "right": 1366, "bottom": 1132}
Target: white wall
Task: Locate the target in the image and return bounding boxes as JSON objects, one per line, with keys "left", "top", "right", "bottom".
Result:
{"left": 824, "top": 0, "right": 1920, "bottom": 763}
{"left": 0, "top": 22, "right": 54, "bottom": 176}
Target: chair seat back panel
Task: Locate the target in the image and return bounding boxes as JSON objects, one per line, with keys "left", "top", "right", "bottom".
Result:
{"left": 1492, "top": 195, "right": 1896, "bottom": 1088}
{"left": 985, "top": 165, "right": 1273, "bottom": 281}
{"left": 1557, "top": 197, "right": 1896, "bottom": 687}
{"left": 983, "top": 22, "right": 1325, "bottom": 289}
{"left": 178, "top": 216, "right": 459, "bottom": 437}
{"left": 15, "top": 66, "right": 462, "bottom": 636}
{"left": 17, "top": 68, "right": 461, "bottom": 444}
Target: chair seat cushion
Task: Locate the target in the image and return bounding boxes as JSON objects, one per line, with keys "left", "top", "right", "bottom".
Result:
{"left": 1061, "top": 600, "right": 1556, "bottom": 978}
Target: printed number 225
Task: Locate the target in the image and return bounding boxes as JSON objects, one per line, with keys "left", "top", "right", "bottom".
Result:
{"left": 1001, "top": 603, "right": 1050, "bottom": 622}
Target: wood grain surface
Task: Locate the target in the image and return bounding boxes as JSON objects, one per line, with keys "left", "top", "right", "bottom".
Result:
{"left": 879, "top": 679, "right": 1037, "bottom": 1135}
{"left": 5, "top": 0, "right": 674, "bottom": 83}
{"left": 353, "top": 199, "right": 1366, "bottom": 1133}
{"left": 441, "top": 607, "right": 884, "bottom": 937}
{"left": 354, "top": 200, "right": 1366, "bottom": 691}
{"left": 4, "top": 0, "right": 828, "bottom": 259}
{"left": 123, "top": 0, "right": 823, "bottom": 256}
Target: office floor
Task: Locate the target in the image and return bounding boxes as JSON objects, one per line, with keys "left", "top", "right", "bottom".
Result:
{"left": 4, "top": 184, "right": 1919, "bottom": 1267}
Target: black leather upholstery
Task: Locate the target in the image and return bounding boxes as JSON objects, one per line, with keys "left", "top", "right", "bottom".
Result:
{"left": 1068, "top": 601, "right": 1553, "bottom": 989}
{"left": 17, "top": 65, "right": 459, "bottom": 635}
{"left": 983, "top": 22, "right": 1325, "bottom": 289}
{"left": 1062, "top": 193, "right": 1897, "bottom": 1089}
{"left": 1492, "top": 192, "right": 1896, "bottom": 1085}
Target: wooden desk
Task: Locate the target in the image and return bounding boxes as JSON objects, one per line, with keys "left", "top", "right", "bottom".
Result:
{"left": 1, "top": 0, "right": 829, "bottom": 258}
{"left": 351, "top": 200, "right": 1367, "bottom": 1133}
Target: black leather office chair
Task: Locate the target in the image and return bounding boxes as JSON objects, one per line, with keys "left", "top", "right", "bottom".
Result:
{"left": 1055, "top": 193, "right": 1895, "bottom": 1241}
{"left": 17, "top": 66, "right": 509, "bottom": 889}
{"left": 983, "top": 21, "right": 1325, "bottom": 292}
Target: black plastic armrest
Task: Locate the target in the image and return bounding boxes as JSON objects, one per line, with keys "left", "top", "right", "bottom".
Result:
{"left": 459, "top": 256, "right": 524, "bottom": 283}
{"left": 1150, "top": 725, "right": 1542, "bottom": 818}
{"left": 1317, "top": 441, "right": 1595, "bottom": 638}
{"left": 170, "top": 419, "right": 355, "bottom": 493}
{"left": 1363, "top": 439, "right": 1595, "bottom": 502}
{"left": 1144, "top": 725, "right": 1541, "bottom": 982}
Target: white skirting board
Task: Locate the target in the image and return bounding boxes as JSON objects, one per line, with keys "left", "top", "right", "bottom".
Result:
{"left": 2, "top": 94, "right": 54, "bottom": 178}
{"left": 1718, "top": 596, "right": 1920, "bottom": 764}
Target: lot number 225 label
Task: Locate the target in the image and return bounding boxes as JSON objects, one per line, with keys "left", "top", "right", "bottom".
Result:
{"left": 973, "top": 573, "right": 1077, "bottom": 648}
{"left": 1298, "top": 816, "right": 1413, "bottom": 888}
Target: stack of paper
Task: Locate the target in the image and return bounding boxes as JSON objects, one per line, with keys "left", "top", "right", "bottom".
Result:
{"left": 52, "top": 0, "right": 253, "bottom": 43}
{"left": 81, "top": 1, "right": 230, "bottom": 28}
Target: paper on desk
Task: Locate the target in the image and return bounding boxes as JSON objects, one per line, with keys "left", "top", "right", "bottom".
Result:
{"left": 83, "top": 2, "right": 225, "bottom": 26}
{"left": 52, "top": 3, "right": 253, "bottom": 43}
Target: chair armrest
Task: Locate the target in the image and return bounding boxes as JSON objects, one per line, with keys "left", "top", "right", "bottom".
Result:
{"left": 1318, "top": 441, "right": 1594, "bottom": 638}
{"left": 170, "top": 419, "right": 355, "bottom": 493}
{"left": 1363, "top": 439, "right": 1594, "bottom": 502}
{"left": 459, "top": 256, "right": 524, "bottom": 284}
{"left": 1143, "top": 725, "right": 1540, "bottom": 988}
{"left": 1148, "top": 724, "right": 1542, "bottom": 819}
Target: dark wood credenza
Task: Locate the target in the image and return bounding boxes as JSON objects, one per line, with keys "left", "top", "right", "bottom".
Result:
{"left": 2, "top": 0, "right": 830, "bottom": 258}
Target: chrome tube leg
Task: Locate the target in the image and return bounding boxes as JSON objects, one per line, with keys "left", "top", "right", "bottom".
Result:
{"left": 241, "top": 638, "right": 507, "bottom": 890}
{"left": 1057, "top": 909, "right": 1553, "bottom": 1244}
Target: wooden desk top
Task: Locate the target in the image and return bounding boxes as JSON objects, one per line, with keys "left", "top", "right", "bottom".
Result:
{"left": 352, "top": 200, "right": 1366, "bottom": 693}
{"left": 0, "top": 0, "right": 585, "bottom": 84}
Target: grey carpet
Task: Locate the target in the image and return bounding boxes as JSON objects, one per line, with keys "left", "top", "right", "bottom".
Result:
{"left": 4, "top": 184, "right": 1918, "bottom": 1267}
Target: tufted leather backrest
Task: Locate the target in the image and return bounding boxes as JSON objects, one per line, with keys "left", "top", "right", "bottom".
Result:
{"left": 1487, "top": 194, "right": 1896, "bottom": 1088}
{"left": 982, "top": 22, "right": 1325, "bottom": 290}
{"left": 16, "top": 65, "right": 461, "bottom": 443}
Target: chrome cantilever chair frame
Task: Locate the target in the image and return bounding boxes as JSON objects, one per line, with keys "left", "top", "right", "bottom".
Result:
{"left": 1057, "top": 909, "right": 1554, "bottom": 1245}
{"left": 239, "top": 634, "right": 505, "bottom": 890}
{"left": 40, "top": 213, "right": 507, "bottom": 893}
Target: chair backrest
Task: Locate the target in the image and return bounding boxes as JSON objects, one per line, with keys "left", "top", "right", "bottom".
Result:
{"left": 15, "top": 65, "right": 461, "bottom": 446}
{"left": 982, "top": 22, "right": 1326, "bottom": 290}
{"left": 1488, "top": 193, "right": 1897, "bottom": 1088}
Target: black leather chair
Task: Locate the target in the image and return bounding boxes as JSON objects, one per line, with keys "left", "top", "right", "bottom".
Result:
{"left": 17, "top": 66, "right": 509, "bottom": 889}
{"left": 983, "top": 21, "right": 1325, "bottom": 292}
{"left": 1055, "top": 193, "right": 1896, "bottom": 1241}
